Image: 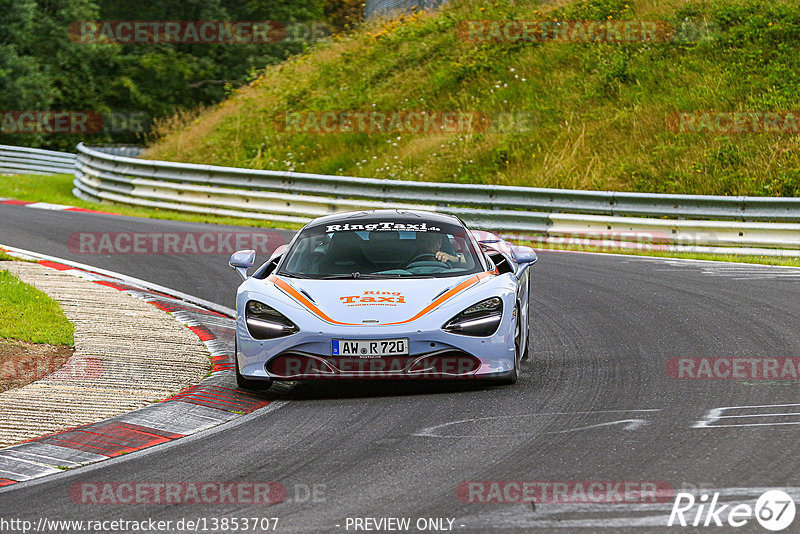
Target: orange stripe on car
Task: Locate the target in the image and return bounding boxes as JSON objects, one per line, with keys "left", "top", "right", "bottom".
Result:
{"left": 267, "top": 272, "right": 494, "bottom": 326}
{"left": 268, "top": 275, "right": 354, "bottom": 325}
{"left": 383, "top": 271, "right": 493, "bottom": 325}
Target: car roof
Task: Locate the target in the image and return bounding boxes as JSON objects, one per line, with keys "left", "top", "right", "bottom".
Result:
{"left": 303, "top": 209, "right": 463, "bottom": 230}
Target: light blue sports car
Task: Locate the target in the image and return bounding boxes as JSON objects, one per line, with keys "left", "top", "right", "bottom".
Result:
{"left": 229, "top": 210, "right": 537, "bottom": 390}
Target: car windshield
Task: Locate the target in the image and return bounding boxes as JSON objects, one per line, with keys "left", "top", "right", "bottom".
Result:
{"left": 277, "top": 219, "right": 483, "bottom": 279}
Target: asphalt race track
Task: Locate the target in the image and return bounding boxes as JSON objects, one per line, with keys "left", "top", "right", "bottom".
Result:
{"left": 2, "top": 203, "right": 800, "bottom": 532}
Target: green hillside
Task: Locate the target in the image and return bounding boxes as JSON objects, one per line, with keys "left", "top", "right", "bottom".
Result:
{"left": 145, "top": 0, "right": 800, "bottom": 197}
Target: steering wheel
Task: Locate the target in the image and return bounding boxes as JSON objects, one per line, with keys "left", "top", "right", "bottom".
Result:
{"left": 402, "top": 253, "right": 449, "bottom": 269}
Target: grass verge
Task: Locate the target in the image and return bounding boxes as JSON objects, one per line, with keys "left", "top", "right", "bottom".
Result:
{"left": 0, "top": 268, "right": 74, "bottom": 346}
{"left": 145, "top": 0, "right": 800, "bottom": 198}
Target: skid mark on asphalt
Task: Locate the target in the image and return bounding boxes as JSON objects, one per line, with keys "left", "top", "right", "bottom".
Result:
{"left": 414, "top": 409, "right": 661, "bottom": 438}
{"left": 547, "top": 419, "right": 649, "bottom": 433}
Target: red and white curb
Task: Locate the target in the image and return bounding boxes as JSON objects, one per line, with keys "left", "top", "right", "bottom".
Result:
{"left": 0, "top": 247, "right": 276, "bottom": 488}
{"left": 0, "top": 198, "right": 113, "bottom": 215}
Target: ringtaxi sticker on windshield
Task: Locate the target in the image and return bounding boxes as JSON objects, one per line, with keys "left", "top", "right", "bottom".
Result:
{"left": 324, "top": 222, "right": 441, "bottom": 232}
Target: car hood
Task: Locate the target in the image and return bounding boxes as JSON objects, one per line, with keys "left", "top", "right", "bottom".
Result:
{"left": 269, "top": 274, "right": 487, "bottom": 325}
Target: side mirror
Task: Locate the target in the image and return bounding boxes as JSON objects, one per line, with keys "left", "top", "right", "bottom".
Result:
{"left": 510, "top": 245, "right": 538, "bottom": 265}
{"left": 229, "top": 249, "right": 255, "bottom": 281}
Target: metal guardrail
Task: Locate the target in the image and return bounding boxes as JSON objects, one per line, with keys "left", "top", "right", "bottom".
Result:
{"left": 0, "top": 143, "right": 796, "bottom": 252}
{"left": 0, "top": 144, "right": 143, "bottom": 176}
{"left": 72, "top": 143, "right": 800, "bottom": 251}
{"left": 0, "top": 144, "right": 76, "bottom": 175}
{"left": 71, "top": 143, "right": 800, "bottom": 222}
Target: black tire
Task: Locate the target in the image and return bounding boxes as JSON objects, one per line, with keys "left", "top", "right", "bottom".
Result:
{"left": 234, "top": 339, "right": 273, "bottom": 391}
{"left": 521, "top": 277, "right": 532, "bottom": 361}
{"left": 496, "top": 306, "right": 522, "bottom": 385}
{"left": 521, "top": 312, "right": 531, "bottom": 361}
{"left": 521, "top": 331, "right": 531, "bottom": 361}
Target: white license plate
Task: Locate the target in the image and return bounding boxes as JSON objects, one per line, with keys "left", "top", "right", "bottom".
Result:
{"left": 332, "top": 338, "right": 409, "bottom": 357}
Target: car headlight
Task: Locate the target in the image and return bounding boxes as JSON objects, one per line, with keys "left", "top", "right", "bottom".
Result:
{"left": 245, "top": 300, "right": 299, "bottom": 339}
{"left": 443, "top": 297, "right": 503, "bottom": 337}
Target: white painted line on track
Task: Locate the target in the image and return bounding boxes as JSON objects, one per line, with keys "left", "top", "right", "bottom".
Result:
{"left": 0, "top": 443, "right": 106, "bottom": 468}
{"left": 23, "top": 202, "right": 72, "bottom": 211}
{"left": 568, "top": 249, "right": 800, "bottom": 268}
{"left": 694, "top": 403, "right": 800, "bottom": 429}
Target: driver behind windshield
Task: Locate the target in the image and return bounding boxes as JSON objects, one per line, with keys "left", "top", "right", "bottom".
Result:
{"left": 415, "top": 231, "right": 466, "bottom": 266}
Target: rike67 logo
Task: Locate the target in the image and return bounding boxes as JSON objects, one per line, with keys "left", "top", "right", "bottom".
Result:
{"left": 668, "top": 490, "right": 796, "bottom": 531}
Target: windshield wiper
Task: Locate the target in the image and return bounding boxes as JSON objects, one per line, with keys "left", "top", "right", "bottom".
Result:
{"left": 313, "top": 271, "right": 367, "bottom": 279}
{"left": 318, "top": 272, "right": 405, "bottom": 279}
{"left": 279, "top": 273, "right": 315, "bottom": 279}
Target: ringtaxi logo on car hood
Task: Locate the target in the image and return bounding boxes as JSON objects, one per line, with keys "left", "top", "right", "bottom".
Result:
{"left": 339, "top": 291, "right": 406, "bottom": 307}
